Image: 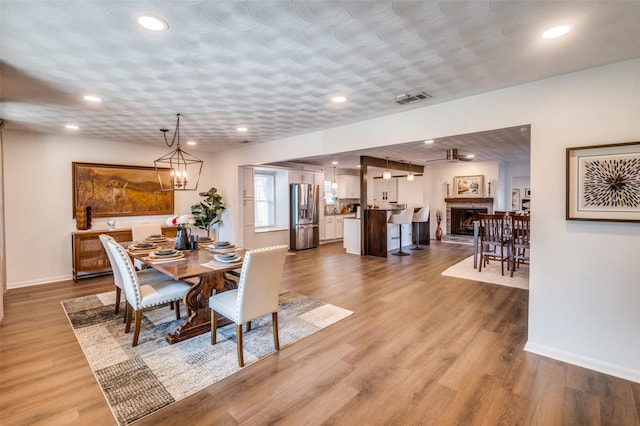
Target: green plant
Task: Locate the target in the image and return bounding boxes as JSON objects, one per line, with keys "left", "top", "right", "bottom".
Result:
{"left": 190, "top": 187, "right": 226, "bottom": 237}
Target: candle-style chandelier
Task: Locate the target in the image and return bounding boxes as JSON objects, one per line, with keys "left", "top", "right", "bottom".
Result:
{"left": 154, "top": 114, "right": 203, "bottom": 191}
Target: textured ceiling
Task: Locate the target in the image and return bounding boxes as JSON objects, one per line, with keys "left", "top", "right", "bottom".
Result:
{"left": 2, "top": 1, "right": 640, "bottom": 167}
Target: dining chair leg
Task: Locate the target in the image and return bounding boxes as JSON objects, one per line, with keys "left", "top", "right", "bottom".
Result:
{"left": 211, "top": 310, "right": 217, "bottom": 345}
{"left": 114, "top": 287, "right": 121, "bottom": 314}
{"left": 236, "top": 324, "right": 244, "bottom": 367}
{"left": 124, "top": 303, "right": 132, "bottom": 332}
{"left": 246, "top": 320, "right": 252, "bottom": 332}
{"left": 132, "top": 310, "right": 142, "bottom": 347}
{"left": 122, "top": 302, "right": 128, "bottom": 323}
{"left": 272, "top": 312, "right": 280, "bottom": 351}
{"left": 174, "top": 301, "right": 181, "bottom": 320}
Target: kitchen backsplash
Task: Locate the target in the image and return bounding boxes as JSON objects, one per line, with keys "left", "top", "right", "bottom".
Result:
{"left": 325, "top": 198, "right": 359, "bottom": 215}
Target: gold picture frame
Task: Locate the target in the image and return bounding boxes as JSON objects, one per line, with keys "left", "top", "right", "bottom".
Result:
{"left": 72, "top": 162, "right": 174, "bottom": 218}
{"left": 566, "top": 141, "right": 640, "bottom": 222}
{"left": 453, "top": 175, "right": 484, "bottom": 197}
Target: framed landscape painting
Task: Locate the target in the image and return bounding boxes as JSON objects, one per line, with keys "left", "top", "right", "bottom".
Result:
{"left": 453, "top": 175, "right": 484, "bottom": 197}
{"left": 72, "top": 162, "right": 174, "bottom": 218}
{"left": 566, "top": 141, "right": 640, "bottom": 222}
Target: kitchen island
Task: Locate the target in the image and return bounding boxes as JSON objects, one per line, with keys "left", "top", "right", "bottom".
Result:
{"left": 363, "top": 207, "right": 429, "bottom": 257}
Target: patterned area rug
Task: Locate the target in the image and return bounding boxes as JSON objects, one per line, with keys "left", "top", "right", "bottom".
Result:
{"left": 62, "top": 291, "right": 353, "bottom": 425}
{"left": 441, "top": 255, "right": 529, "bottom": 290}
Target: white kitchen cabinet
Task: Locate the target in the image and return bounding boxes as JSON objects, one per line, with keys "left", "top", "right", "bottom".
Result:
{"left": 243, "top": 198, "right": 255, "bottom": 249}
{"left": 337, "top": 175, "right": 360, "bottom": 199}
{"left": 373, "top": 178, "right": 397, "bottom": 202}
{"left": 335, "top": 216, "right": 344, "bottom": 239}
{"left": 324, "top": 217, "right": 336, "bottom": 240}
{"left": 289, "top": 170, "right": 315, "bottom": 184}
{"left": 242, "top": 166, "right": 254, "bottom": 198}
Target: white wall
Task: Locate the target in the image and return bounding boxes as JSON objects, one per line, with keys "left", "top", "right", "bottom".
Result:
{"left": 3, "top": 130, "right": 220, "bottom": 287}
{"left": 3, "top": 59, "right": 639, "bottom": 382}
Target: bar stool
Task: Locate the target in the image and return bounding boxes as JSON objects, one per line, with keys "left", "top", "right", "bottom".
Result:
{"left": 387, "top": 208, "right": 414, "bottom": 256}
{"left": 411, "top": 207, "right": 430, "bottom": 250}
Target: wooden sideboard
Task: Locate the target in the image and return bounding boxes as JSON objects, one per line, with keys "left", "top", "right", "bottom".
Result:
{"left": 71, "top": 227, "right": 177, "bottom": 282}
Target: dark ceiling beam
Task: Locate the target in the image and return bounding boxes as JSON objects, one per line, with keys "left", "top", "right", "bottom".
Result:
{"left": 360, "top": 155, "right": 425, "bottom": 173}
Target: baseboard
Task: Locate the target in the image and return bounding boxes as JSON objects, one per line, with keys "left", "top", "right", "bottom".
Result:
{"left": 525, "top": 341, "right": 640, "bottom": 384}
{"left": 8, "top": 274, "right": 71, "bottom": 289}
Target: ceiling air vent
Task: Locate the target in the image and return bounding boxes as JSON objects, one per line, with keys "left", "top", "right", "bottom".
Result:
{"left": 394, "top": 91, "right": 432, "bottom": 105}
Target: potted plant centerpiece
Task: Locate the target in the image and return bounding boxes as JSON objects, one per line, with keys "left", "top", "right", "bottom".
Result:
{"left": 191, "top": 187, "right": 226, "bottom": 241}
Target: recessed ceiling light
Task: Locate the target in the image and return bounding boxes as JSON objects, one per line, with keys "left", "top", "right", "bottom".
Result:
{"left": 465, "top": 154, "right": 475, "bottom": 159}
{"left": 137, "top": 15, "right": 168, "bottom": 32}
{"left": 356, "top": 165, "right": 362, "bottom": 168}
{"left": 236, "top": 127, "right": 248, "bottom": 132}
{"left": 543, "top": 25, "right": 571, "bottom": 39}
{"left": 332, "top": 96, "right": 347, "bottom": 103}
{"left": 331, "top": 161, "right": 339, "bottom": 165}
{"left": 65, "top": 124, "right": 79, "bottom": 130}
{"left": 187, "top": 140, "right": 197, "bottom": 145}
{"left": 424, "top": 139, "right": 434, "bottom": 144}
{"left": 83, "top": 95, "right": 102, "bottom": 102}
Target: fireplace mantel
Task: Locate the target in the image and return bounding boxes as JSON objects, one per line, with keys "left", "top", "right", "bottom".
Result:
{"left": 445, "top": 197, "right": 494, "bottom": 203}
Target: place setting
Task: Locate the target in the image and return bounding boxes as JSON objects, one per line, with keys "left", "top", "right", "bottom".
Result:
{"left": 127, "top": 241, "right": 159, "bottom": 252}
{"left": 145, "top": 234, "right": 168, "bottom": 243}
{"left": 204, "top": 240, "right": 238, "bottom": 253}
{"left": 212, "top": 252, "right": 243, "bottom": 264}
{"left": 144, "top": 248, "right": 185, "bottom": 263}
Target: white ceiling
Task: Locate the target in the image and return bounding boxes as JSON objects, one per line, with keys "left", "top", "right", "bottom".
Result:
{"left": 2, "top": 1, "right": 640, "bottom": 168}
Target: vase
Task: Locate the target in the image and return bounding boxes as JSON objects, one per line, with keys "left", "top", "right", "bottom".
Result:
{"left": 175, "top": 226, "right": 191, "bottom": 251}
{"left": 435, "top": 221, "right": 443, "bottom": 241}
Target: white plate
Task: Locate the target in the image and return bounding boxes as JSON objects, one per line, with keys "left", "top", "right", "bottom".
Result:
{"left": 214, "top": 254, "right": 242, "bottom": 263}
{"left": 149, "top": 251, "right": 181, "bottom": 259}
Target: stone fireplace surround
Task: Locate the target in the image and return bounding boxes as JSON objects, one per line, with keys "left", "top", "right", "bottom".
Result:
{"left": 444, "top": 197, "right": 494, "bottom": 242}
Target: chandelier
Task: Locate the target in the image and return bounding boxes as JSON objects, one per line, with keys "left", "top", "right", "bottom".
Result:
{"left": 154, "top": 114, "right": 203, "bottom": 191}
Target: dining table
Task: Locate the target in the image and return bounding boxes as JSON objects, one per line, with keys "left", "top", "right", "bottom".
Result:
{"left": 126, "top": 238, "right": 246, "bottom": 344}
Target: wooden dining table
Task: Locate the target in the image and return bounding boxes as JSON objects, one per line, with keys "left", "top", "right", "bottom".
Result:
{"left": 126, "top": 240, "right": 246, "bottom": 344}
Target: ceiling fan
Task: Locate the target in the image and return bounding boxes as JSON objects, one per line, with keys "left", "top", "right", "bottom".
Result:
{"left": 424, "top": 148, "right": 474, "bottom": 163}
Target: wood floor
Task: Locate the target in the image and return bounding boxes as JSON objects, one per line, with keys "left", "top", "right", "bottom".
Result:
{"left": 1, "top": 241, "right": 638, "bottom": 425}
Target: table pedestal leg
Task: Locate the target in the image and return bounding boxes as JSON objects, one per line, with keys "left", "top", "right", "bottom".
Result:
{"left": 166, "top": 272, "right": 234, "bottom": 344}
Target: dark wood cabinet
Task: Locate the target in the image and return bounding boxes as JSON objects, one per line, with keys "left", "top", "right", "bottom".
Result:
{"left": 71, "top": 227, "right": 177, "bottom": 281}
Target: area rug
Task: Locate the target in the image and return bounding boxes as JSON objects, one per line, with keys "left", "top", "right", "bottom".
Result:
{"left": 441, "top": 255, "right": 529, "bottom": 290}
{"left": 62, "top": 291, "right": 353, "bottom": 425}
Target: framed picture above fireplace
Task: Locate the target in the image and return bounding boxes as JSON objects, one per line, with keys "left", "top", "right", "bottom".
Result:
{"left": 453, "top": 175, "right": 484, "bottom": 197}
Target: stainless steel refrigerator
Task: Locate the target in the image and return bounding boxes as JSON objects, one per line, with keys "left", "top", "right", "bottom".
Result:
{"left": 290, "top": 183, "right": 319, "bottom": 250}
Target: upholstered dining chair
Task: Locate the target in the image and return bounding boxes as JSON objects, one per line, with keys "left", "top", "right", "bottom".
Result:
{"left": 209, "top": 244, "right": 289, "bottom": 367}
{"left": 102, "top": 235, "right": 191, "bottom": 347}
{"left": 131, "top": 223, "right": 162, "bottom": 270}
{"left": 478, "top": 213, "right": 511, "bottom": 276}
{"left": 510, "top": 215, "right": 531, "bottom": 277}
{"left": 387, "top": 208, "right": 414, "bottom": 256}
{"left": 99, "top": 234, "right": 170, "bottom": 316}
{"left": 410, "top": 206, "right": 430, "bottom": 250}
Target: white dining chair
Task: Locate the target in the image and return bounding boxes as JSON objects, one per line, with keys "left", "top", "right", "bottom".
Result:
{"left": 209, "top": 245, "right": 289, "bottom": 367}
{"left": 103, "top": 235, "right": 191, "bottom": 347}
{"left": 99, "top": 234, "right": 170, "bottom": 317}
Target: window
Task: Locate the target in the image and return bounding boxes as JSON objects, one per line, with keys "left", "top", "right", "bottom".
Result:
{"left": 324, "top": 180, "right": 337, "bottom": 204}
{"left": 254, "top": 171, "right": 275, "bottom": 228}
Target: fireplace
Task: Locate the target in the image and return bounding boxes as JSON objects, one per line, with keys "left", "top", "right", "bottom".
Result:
{"left": 450, "top": 208, "right": 488, "bottom": 235}
{"left": 444, "top": 197, "right": 494, "bottom": 242}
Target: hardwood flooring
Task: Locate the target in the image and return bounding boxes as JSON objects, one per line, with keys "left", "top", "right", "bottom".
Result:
{"left": 1, "top": 242, "right": 638, "bottom": 425}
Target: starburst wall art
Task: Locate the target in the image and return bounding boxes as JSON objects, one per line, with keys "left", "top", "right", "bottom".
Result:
{"left": 567, "top": 141, "right": 640, "bottom": 222}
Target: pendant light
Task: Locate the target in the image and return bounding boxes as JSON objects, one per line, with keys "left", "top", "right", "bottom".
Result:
{"left": 331, "top": 166, "right": 338, "bottom": 189}
{"left": 154, "top": 114, "right": 203, "bottom": 191}
{"left": 382, "top": 157, "right": 391, "bottom": 180}
{"left": 407, "top": 162, "right": 415, "bottom": 181}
